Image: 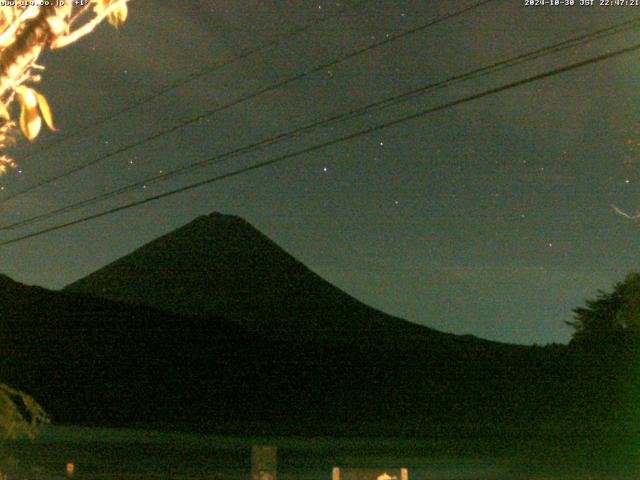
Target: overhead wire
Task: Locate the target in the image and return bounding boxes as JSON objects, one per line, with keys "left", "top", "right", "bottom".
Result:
{"left": 1, "top": 38, "right": 639, "bottom": 246}
{"left": 2, "top": 15, "right": 639, "bottom": 231}
{"left": 17, "top": 0, "right": 371, "bottom": 160}
{"left": 0, "top": 0, "right": 497, "bottom": 205}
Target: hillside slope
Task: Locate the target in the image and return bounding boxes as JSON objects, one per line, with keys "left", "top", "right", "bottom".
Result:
{"left": 65, "top": 213, "right": 498, "bottom": 351}
{"left": 0, "top": 273, "right": 572, "bottom": 435}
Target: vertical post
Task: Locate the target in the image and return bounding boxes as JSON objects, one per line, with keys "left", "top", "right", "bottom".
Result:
{"left": 332, "top": 467, "right": 340, "bottom": 480}
{"left": 251, "top": 445, "right": 277, "bottom": 480}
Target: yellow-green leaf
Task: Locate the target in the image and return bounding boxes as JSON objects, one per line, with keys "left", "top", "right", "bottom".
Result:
{"left": 108, "top": 2, "right": 127, "bottom": 28}
{"left": 93, "top": 0, "right": 110, "bottom": 15}
{"left": 19, "top": 107, "right": 41, "bottom": 141}
{"left": 0, "top": 102, "right": 10, "bottom": 122}
{"left": 16, "top": 87, "right": 41, "bottom": 141}
{"left": 36, "top": 93, "right": 55, "bottom": 131}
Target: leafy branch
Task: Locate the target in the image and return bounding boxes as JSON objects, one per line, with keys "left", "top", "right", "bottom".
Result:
{"left": 0, "top": 0, "right": 129, "bottom": 174}
{"left": 0, "top": 383, "right": 49, "bottom": 440}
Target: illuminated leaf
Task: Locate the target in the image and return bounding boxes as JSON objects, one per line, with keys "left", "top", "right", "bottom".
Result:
{"left": 93, "top": 0, "right": 110, "bottom": 15}
{"left": 19, "top": 108, "right": 41, "bottom": 141}
{"left": 60, "top": 1, "right": 73, "bottom": 18}
{"left": 0, "top": 8, "right": 13, "bottom": 31}
{"left": 0, "top": 383, "right": 48, "bottom": 440}
{"left": 0, "top": 102, "right": 10, "bottom": 122}
{"left": 16, "top": 87, "right": 41, "bottom": 141}
{"left": 108, "top": 2, "right": 128, "bottom": 28}
{"left": 94, "top": 0, "right": 119, "bottom": 15}
{"left": 0, "top": 156, "right": 14, "bottom": 175}
{"left": 36, "top": 92, "right": 55, "bottom": 131}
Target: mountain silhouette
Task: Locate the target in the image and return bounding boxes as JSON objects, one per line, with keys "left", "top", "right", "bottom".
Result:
{"left": 0, "top": 274, "right": 289, "bottom": 430}
{"left": 0, "top": 273, "right": 533, "bottom": 434}
{"left": 5, "top": 272, "right": 568, "bottom": 436}
{"left": 0, "top": 214, "right": 586, "bottom": 435}
{"left": 64, "top": 213, "right": 489, "bottom": 349}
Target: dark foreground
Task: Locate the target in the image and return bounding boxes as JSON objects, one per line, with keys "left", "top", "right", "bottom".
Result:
{"left": 1, "top": 426, "right": 639, "bottom": 480}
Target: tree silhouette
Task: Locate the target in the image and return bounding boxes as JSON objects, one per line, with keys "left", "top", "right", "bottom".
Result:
{"left": 564, "top": 273, "right": 640, "bottom": 444}
{"left": 567, "top": 272, "right": 640, "bottom": 346}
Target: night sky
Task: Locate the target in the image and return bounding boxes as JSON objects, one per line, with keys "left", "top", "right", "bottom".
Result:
{"left": 0, "top": 0, "right": 638, "bottom": 345}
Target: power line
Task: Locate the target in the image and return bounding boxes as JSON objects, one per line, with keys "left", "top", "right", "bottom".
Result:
{"left": 0, "top": 0, "right": 497, "bottom": 205}
{"left": 2, "top": 16, "right": 638, "bottom": 231}
{"left": 17, "top": 0, "right": 370, "bottom": 160}
{"left": 1, "top": 39, "right": 638, "bottom": 247}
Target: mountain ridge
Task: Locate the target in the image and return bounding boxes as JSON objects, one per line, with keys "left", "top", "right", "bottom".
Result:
{"left": 0, "top": 272, "right": 562, "bottom": 436}
{"left": 0, "top": 212, "right": 580, "bottom": 435}
{"left": 65, "top": 212, "right": 492, "bottom": 349}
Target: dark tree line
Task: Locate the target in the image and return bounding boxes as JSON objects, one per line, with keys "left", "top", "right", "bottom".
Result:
{"left": 567, "top": 272, "right": 640, "bottom": 347}
{"left": 564, "top": 272, "right": 640, "bottom": 444}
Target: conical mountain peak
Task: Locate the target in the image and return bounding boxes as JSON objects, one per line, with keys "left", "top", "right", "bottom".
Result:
{"left": 65, "top": 213, "right": 454, "bottom": 346}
